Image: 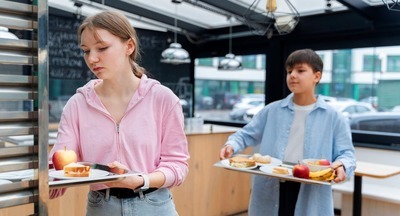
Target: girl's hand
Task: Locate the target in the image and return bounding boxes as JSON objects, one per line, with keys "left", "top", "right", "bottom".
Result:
{"left": 104, "top": 161, "right": 144, "bottom": 189}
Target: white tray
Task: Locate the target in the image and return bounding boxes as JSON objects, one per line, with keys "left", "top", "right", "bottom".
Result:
{"left": 214, "top": 157, "right": 331, "bottom": 186}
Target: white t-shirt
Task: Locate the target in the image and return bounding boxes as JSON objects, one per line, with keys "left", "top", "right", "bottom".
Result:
{"left": 284, "top": 102, "right": 315, "bottom": 163}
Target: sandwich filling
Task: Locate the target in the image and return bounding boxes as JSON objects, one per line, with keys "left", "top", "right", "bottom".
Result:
{"left": 64, "top": 162, "right": 91, "bottom": 177}
{"left": 229, "top": 157, "right": 256, "bottom": 168}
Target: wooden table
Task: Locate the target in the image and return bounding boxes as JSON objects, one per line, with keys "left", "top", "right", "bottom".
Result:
{"left": 353, "top": 161, "right": 400, "bottom": 216}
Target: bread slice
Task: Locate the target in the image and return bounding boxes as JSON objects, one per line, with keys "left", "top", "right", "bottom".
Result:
{"left": 272, "top": 166, "right": 289, "bottom": 175}
{"left": 229, "top": 157, "right": 256, "bottom": 168}
{"left": 63, "top": 162, "right": 91, "bottom": 177}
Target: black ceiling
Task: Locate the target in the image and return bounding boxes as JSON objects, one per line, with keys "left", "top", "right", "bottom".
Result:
{"left": 83, "top": 0, "right": 400, "bottom": 44}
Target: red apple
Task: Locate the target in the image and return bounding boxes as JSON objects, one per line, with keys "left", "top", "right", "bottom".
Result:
{"left": 292, "top": 163, "right": 310, "bottom": 179}
{"left": 316, "top": 159, "right": 330, "bottom": 166}
{"left": 52, "top": 146, "right": 77, "bottom": 170}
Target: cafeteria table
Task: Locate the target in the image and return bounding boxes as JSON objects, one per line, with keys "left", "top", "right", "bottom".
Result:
{"left": 352, "top": 161, "right": 400, "bottom": 216}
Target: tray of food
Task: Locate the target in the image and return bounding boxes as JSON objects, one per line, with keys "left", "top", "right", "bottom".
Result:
{"left": 214, "top": 154, "right": 335, "bottom": 185}
{"left": 49, "top": 162, "right": 141, "bottom": 188}
{"left": 49, "top": 148, "right": 140, "bottom": 188}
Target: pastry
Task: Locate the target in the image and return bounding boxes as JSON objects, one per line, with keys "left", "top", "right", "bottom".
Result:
{"left": 272, "top": 166, "right": 289, "bottom": 175}
{"left": 229, "top": 157, "right": 256, "bottom": 168}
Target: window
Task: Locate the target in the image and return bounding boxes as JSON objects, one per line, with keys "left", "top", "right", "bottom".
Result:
{"left": 195, "top": 46, "right": 400, "bottom": 137}
{"left": 242, "top": 55, "right": 257, "bottom": 69}
{"left": 387, "top": 55, "right": 400, "bottom": 72}
{"left": 315, "top": 46, "right": 400, "bottom": 137}
{"left": 198, "top": 58, "right": 213, "bottom": 67}
{"left": 194, "top": 54, "right": 266, "bottom": 123}
{"left": 358, "top": 119, "right": 400, "bottom": 133}
{"left": 363, "top": 54, "right": 382, "bottom": 72}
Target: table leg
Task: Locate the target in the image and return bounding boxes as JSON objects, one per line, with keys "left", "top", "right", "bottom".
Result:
{"left": 353, "top": 176, "right": 362, "bottom": 216}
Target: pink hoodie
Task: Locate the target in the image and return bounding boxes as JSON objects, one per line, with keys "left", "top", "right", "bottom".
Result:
{"left": 49, "top": 75, "right": 189, "bottom": 190}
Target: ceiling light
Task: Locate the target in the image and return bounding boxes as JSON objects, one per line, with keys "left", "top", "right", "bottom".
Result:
{"left": 243, "top": 0, "right": 300, "bottom": 38}
{"left": 0, "top": 27, "right": 18, "bottom": 39}
{"left": 160, "top": 0, "right": 191, "bottom": 64}
{"left": 218, "top": 18, "right": 243, "bottom": 71}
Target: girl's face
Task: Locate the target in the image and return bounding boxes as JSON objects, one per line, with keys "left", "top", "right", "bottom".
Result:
{"left": 80, "top": 28, "right": 134, "bottom": 80}
{"left": 286, "top": 63, "right": 321, "bottom": 95}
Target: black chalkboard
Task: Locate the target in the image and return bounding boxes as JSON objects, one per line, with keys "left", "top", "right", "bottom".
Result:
{"left": 49, "top": 15, "right": 93, "bottom": 80}
{"left": 48, "top": 12, "right": 191, "bottom": 84}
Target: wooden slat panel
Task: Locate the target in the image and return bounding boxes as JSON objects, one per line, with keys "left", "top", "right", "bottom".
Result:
{"left": 0, "top": 53, "right": 36, "bottom": 65}
{"left": 0, "top": 38, "right": 37, "bottom": 50}
{"left": 0, "top": 145, "right": 37, "bottom": 157}
{"left": 0, "top": 75, "right": 37, "bottom": 85}
{"left": 0, "top": 123, "right": 37, "bottom": 136}
{"left": 0, "top": 15, "right": 37, "bottom": 30}
{"left": 0, "top": 190, "right": 36, "bottom": 209}
{"left": 0, "top": 0, "right": 37, "bottom": 14}
{"left": 0, "top": 112, "right": 37, "bottom": 122}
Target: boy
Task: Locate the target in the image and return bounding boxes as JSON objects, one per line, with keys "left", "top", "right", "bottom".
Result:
{"left": 219, "top": 49, "right": 356, "bottom": 216}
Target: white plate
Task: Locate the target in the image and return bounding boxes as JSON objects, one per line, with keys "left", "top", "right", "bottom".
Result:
{"left": 259, "top": 165, "right": 293, "bottom": 176}
{"left": 255, "top": 157, "right": 283, "bottom": 167}
{"left": 0, "top": 179, "right": 12, "bottom": 185}
{"left": 0, "top": 170, "right": 34, "bottom": 180}
{"left": 220, "top": 159, "right": 258, "bottom": 170}
{"left": 49, "top": 169, "right": 109, "bottom": 179}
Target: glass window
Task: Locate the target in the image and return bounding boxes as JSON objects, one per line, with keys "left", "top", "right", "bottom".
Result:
{"left": 363, "top": 54, "right": 381, "bottom": 72}
{"left": 194, "top": 54, "right": 266, "bottom": 123}
{"left": 358, "top": 119, "right": 400, "bottom": 133}
{"left": 387, "top": 55, "right": 400, "bottom": 72}
{"left": 315, "top": 46, "right": 400, "bottom": 136}
{"left": 198, "top": 58, "right": 213, "bottom": 67}
{"left": 242, "top": 55, "right": 257, "bottom": 69}
{"left": 261, "top": 55, "right": 266, "bottom": 70}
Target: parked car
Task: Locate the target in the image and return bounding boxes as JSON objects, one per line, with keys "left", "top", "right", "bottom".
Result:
{"left": 360, "top": 96, "right": 378, "bottom": 109}
{"left": 212, "top": 92, "right": 239, "bottom": 110}
{"left": 243, "top": 104, "right": 264, "bottom": 122}
{"left": 350, "top": 112, "right": 400, "bottom": 133}
{"left": 229, "top": 98, "right": 264, "bottom": 121}
{"left": 392, "top": 105, "right": 400, "bottom": 112}
{"left": 243, "top": 100, "right": 376, "bottom": 123}
{"left": 195, "top": 96, "right": 214, "bottom": 110}
{"left": 326, "top": 101, "right": 376, "bottom": 118}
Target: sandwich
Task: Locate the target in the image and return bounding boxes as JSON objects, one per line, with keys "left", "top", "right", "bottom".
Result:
{"left": 251, "top": 153, "right": 272, "bottom": 164}
{"left": 272, "top": 166, "right": 289, "bottom": 175}
{"left": 63, "top": 162, "right": 91, "bottom": 177}
{"left": 229, "top": 157, "right": 256, "bottom": 168}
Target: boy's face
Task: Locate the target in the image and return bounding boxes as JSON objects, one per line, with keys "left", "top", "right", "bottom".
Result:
{"left": 286, "top": 63, "right": 321, "bottom": 95}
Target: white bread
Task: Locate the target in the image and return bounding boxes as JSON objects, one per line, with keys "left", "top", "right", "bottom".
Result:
{"left": 272, "top": 167, "right": 289, "bottom": 175}
{"left": 63, "top": 162, "right": 91, "bottom": 177}
{"left": 229, "top": 157, "right": 256, "bottom": 168}
{"left": 254, "top": 155, "right": 272, "bottom": 164}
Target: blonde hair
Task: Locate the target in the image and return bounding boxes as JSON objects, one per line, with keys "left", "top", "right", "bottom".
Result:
{"left": 78, "top": 10, "right": 146, "bottom": 78}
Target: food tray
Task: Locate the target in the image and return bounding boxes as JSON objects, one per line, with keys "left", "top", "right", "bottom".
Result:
{"left": 49, "top": 169, "right": 141, "bottom": 189}
{"left": 214, "top": 158, "right": 332, "bottom": 186}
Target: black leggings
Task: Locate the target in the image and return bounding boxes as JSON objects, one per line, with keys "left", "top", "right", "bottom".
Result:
{"left": 279, "top": 181, "right": 301, "bottom": 216}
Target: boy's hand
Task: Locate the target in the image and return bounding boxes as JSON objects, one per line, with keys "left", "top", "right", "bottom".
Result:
{"left": 219, "top": 145, "right": 234, "bottom": 160}
{"left": 332, "top": 162, "right": 346, "bottom": 183}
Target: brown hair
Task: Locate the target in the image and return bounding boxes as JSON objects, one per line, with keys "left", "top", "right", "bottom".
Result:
{"left": 285, "top": 49, "right": 323, "bottom": 74}
{"left": 77, "top": 10, "right": 146, "bottom": 78}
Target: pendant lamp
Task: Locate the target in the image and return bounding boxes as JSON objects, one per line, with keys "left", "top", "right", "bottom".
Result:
{"left": 160, "top": 1, "right": 191, "bottom": 64}
{"left": 243, "top": 0, "right": 299, "bottom": 38}
{"left": 382, "top": 0, "right": 400, "bottom": 11}
{"left": 218, "top": 22, "right": 243, "bottom": 71}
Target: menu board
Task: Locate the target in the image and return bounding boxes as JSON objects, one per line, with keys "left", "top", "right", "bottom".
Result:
{"left": 48, "top": 15, "right": 93, "bottom": 80}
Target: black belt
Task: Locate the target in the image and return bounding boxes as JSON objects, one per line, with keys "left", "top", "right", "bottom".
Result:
{"left": 99, "top": 188, "right": 158, "bottom": 199}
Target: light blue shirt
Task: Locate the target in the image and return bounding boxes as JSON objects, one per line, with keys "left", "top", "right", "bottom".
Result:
{"left": 226, "top": 93, "right": 356, "bottom": 216}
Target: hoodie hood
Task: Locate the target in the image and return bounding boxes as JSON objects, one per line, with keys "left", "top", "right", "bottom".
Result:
{"left": 76, "top": 74, "right": 160, "bottom": 113}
